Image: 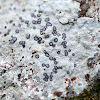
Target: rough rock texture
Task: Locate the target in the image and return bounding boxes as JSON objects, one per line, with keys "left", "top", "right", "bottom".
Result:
{"left": 87, "top": 0, "right": 100, "bottom": 21}
{"left": 0, "top": 0, "right": 100, "bottom": 100}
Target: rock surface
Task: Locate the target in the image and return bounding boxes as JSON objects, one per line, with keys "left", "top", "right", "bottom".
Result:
{"left": 0, "top": 0, "right": 100, "bottom": 100}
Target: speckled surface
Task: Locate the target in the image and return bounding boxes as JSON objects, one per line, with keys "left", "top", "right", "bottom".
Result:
{"left": 0, "top": 0, "right": 100, "bottom": 100}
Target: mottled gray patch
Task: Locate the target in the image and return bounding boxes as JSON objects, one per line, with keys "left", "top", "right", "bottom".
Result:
{"left": 42, "top": 91, "right": 48, "bottom": 97}
{"left": 32, "top": 95, "right": 40, "bottom": 100}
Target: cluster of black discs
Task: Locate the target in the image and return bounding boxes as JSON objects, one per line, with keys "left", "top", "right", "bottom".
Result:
{"left": 5, "top": 10, "right": 76, "bottom": 82}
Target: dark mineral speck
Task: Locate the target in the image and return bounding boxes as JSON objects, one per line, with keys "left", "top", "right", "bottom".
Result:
{"left": 18, "top": 74, "right": 21, "bottom": 79}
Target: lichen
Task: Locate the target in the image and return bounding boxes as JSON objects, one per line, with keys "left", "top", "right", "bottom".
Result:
{"left": 0, "top": 0, "right": 100, "bottom": 100}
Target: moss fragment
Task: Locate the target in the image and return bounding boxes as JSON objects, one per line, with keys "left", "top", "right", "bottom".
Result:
{"left": 66, "top": 78, "right": 100, "bottom": 100}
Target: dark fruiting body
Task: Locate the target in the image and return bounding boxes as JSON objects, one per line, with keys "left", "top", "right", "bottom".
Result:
{"left": 19, "top": 41, "right": 25, "bottom": 45}
{"left": 45, "top": 18, "right": 50, "bottom": 22}
{"left": 15, "top": 29, "right": 19, "bottom": 33}
{"left": 45, "top": 35, "right": 49, "bottom": 38}
{"left": 26, "top": 34, "right": 30, "bottom": 39}
{"left": 57, "top": 51, "right": 60, "bottom": 54}
{"left": 53, "top": 26, "right": 56, "bottom": 31}
{"left": 35, "top": 54, "right": 39, "bottom": 59}
{"left": 42, "top": 26, "right": 47, "bottom": 31}
{"left": 10, "top": 37, "right": 17, "bottom": 44}
{"left": 34, "top": 36, "right": 39, "bottom": 41}
{"left": 64, "top": 50, "right": 68, "bottom": 56}
{"left": 45, "top": 53, "right": 49, "bottom": 57}
{"left": 46, "top": 64, "right": 50, "bottom": 68}
{"left": 37, "top": 13, "right": 41, "bottom": 17}
{"left": 54, "top": 38, "right": 58, "bottom": 42}
{"left": 61, "top": 41, "right": 67, "bottom": 45}
{"left": 49, "top": 42, "right": 53, "bottom": 46}
{"left": 49, "top": 57, "right": 53, "bottom": 60}
{"left": 32, "top": 20, "right": 37, "bottom": 24}
{"left": 68, "top": 49, "right": 71, "bottom": 52}
{"left": 54, "top": 61, "right": 58, "bottom": 65}
{"left": 42, "top": 63, "right": 45, "bottom": 67}
{"left": 37, "top": 18, "right": 42, "bottom": 22}
{"left": 46, "top": 22, "right": 52, "bottom": 26}
{"left": 25, "top": 20, "right": 29, "bottom": 24}
{"left": 62, "top": 33, "right": 66, "bottom": 40}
